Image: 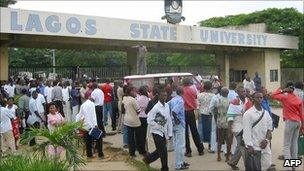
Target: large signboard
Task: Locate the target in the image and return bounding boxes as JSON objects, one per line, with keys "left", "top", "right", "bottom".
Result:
{"left": 0, "top": 8, "right": 298, "bottom": 49}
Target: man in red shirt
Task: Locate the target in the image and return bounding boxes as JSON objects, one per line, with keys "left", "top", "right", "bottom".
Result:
{"left": 182, "top": 78, "right": 204, "bottom": 157}
{"left": 271, "top": 82, "right": 303, "bottom": 162}
{"left": 101, "top": 79, "right": 113, "bottom": 129}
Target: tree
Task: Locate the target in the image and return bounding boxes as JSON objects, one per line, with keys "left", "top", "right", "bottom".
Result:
{"left": 199, "top": 8, "right": 304, "bottom": 68}
{"left": 0, "top": 0, "right": 16, "bottom": 7}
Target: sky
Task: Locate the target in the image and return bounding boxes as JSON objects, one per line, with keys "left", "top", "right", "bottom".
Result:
{"left": 9, "top": 1, "right": 304, "bottom": 25}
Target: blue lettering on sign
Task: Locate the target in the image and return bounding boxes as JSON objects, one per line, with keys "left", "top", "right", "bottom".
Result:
{"left": 11, "top": 11, "right": 22, "bottom": 31}
{"left": 160, "top": 26, "right": 169, "bottom": 40}
{"left": 85, "top": 19, "right": 97, "bottom": 35}
{"left": 129, "top": 23, "right": 177, "bottom": 41}
{"left": 45, "top": 15, "right": 61, "bottom": 33}
{"left": 10, "top": 11, "right": 97, "bottom": 35}
{"left": 66, "top": 17, "right": 81, "bottom": 34}
{"left": 170, "top": 27, "right": 177, "bottom": 41}
{"left": 130, "top": 23, "right": 140, "bottom": 38}
{"left": 25, "top": 14, "right": 43, "bottom": 32}
{"left": 200, "top": 29, "right": 267, "bottom": 46}
{"left": 150, "top": 25, "right": 161, "bottom": 39}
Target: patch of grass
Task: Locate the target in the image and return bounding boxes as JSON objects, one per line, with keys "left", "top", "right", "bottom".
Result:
{"left": 127, "top": 157, "right": 158, "bottom": 171}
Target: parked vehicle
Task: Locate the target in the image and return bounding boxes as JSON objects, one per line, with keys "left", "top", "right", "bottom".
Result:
{"left": 123, "top": 72, "right": 203, "bottom": 92}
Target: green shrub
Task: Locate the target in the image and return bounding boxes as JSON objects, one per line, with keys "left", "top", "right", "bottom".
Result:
{"left": 0, "top": 155, "right": 68, "bottom": 171}
{"left": 21, "top": 121, "right": 86, "bottom": 170}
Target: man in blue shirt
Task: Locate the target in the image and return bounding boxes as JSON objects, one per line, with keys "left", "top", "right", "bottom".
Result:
{"left": 253, "top": 72, "right": 262, "bottom": 91}
{"left": 168, "top": 87, "right": 189, "bottom": 170}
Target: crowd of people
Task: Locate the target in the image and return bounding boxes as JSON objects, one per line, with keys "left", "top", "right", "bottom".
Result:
{"left": 0, "top": 72, "right": 303, "bottom": 171}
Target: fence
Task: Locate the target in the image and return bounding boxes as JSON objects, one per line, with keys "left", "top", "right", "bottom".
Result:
{"left": 9, "top": 65, "right": 220, "bottom": 80}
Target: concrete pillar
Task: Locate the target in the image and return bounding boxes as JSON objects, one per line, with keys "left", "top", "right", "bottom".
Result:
{"left": 127, "top": 46, "right": 147, "bottom": 75}
{"left": 264, "top": 49, "right": 281, "bottom": 91}
{"left": 0, "top": 46, "right": 9, "bottom": 81}
{"left": 215, "top": 52, "right": 230, "bottom": 87}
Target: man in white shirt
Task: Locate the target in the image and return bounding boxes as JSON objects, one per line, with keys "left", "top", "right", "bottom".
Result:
{"left": 44, "top": 80, "right": 53, "bottom": 113}
{"left": 243, "top": 74, "right": 255, "bottom": 93}
{"left": 62, "top": 82, "right": 72, "bottom": 122}
{"left": 144, "top": 90, "right": 173, "bottom": 171}
{"left": 28, "top": 91, "right": 45, "bottom": 146}
{"left": 0, "top": 106, "right": 17, "bottom": 154}
{"left": 76, "top": 91, "right": 104, "bottom": 159}
{"left": 243, "top": 92, "right": 273, "bottom": 171}
{"left": 227, "top": 86, "right": 253, "bottom": 170}
{"left": 4, "top": 81, "right": 16, "bottom": 98}
{"left": 91, "top": 83, "right": 105, "bottom": 133}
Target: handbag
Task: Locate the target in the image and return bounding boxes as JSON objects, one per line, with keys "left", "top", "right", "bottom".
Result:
{"left": 298, "top": 135, "right": 304, "bottom": 156}
{"left": 271, "top": 113, "right": 280, "bottom": 129}
{"left": 89, "top": 127, "right": 103, "bottom": 140}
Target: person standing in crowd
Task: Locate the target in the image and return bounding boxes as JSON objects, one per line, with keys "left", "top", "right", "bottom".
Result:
{"left": 253, "top": 72, "right": 262, "bottom": 91}
{"left": 28, "top": 91, "right": 45, "bottom": 146}
{"left": 136, "top": 86, "right": 149, "bottom": 155}
{"left": 111, "top": 81, "right": 120, "bottom": 131}
{"left": 183, "top": 78, "right": 204, "bottom": 157}
{"left": 168, "top": 87, "right": 189, "bottom": 170}
{"left": 261, "top": 87, "right": 272, "bottom": 118}
{"left": 4, "top": 79, "right": 16, "bottom": 98}
{"left": 212, "top": 76, "right": 221, "bottom": 90}
{"left": 144, "top": 89, "right": 173, "bottom": 171}
{"left": 29, "top": 81, "right": 37, "bottom": 97}
{"left": 37, "top": 80, "right": 45, "bottom": 96}
{"left": 212, "top": 87, "right": 232, "bottom": 162}
{"left": 198, "top": 81, "right": 215, "bottom": 152}
{"left": 36, "top": 89, "right": 46, "bottom": 126}
{"left": 44, "top": 80, "right": 53, "bottom": 114}
{"left": 122, "top": 85, "right": 142, "bottom": 157}
{"left": 271, "top": 82, "right": 303, "bottom": 165}
{"left": 76, "top": 92, "right": 104, "bottom": 159}
{"left": 243, "top": 92, "right": 273, "bottom": 171}
{"left": 18, "top": 89, "right": 30, "bottom": 130}
{"left": 80, "top": 82, "right": 88, "bottom": 104}
{"left": 294, "top": 81, "right": 304, "bottom": 100}
{"left": 62, "top": 82, "right": 72, "bottom": 122}
{"left": 91, "top": 82, "right": 106, "bottom": 137}
{"left": 117, "top": 81, "right": 124, "bottom": 133}
{"left": 6, "top": 97, "right": 20, "bottom": 149}
{"left": 52, "top": 80, "right": 64, "bottom": 117}
{"left": 227, "top": 86, "right": 253, "bottom": 170}
{"left": 228, "top": 82, "right": 238, "bottom": 102}
{"left": 102, "top": 79, "right": 113, "bottom": 127}
{"left": 47, "top": 103, "right": 65, "bottom": 155}
{"left": 243, "top": 74, "right": 255, "bottom": 94}
{"left": 0, "top": 99, "right": 17, "bottom": 155}
{"left": 71, "top": 83, "right": 80, "bottom": 122}
{"left": 195, "top": 72, "right": 203, "bottom": 83}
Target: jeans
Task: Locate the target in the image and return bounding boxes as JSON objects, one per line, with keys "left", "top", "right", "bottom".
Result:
{"left": 84, "top": 131, "right": 103, "bottom": 157}
{"left": 244, "top": 150, "right": 261, "bottom": 171}
{"left": 173, "top": 124, "right": 186, "bottom": 169}
{"left": 145, "top": 133, "right": 169, "bottom": 171}
{"left": 95, "top": 106, "right": 105, "bottom": 134}
{"left": 103, "top": 102, "right": 112, "bottom": 126}
{"left": 71, "top": 105, "right": 79, "bottom": 122}
{"left": 63, "top": 101, "right": 72, "bottom": 122}
{"left": 200, "top": 114, "right": 212, "bottom": 143}
{"left": 138, "top": 118, "right": 147, "bottom": 154}
{"left": 123, "top": 124, "right": 128, "bottom": 145}
{"left": 283, "top": 120, "right": 301, "bottom": 159}
{"left": 185, "top": 110, "right": 204, "bottom": 154}
{"left": 111, "top": 101, "right": 118, "bottom": 130}
{"left": 228, "top": 133, "right": 246, "bottom": 166}
{"left": 127, "top": 126, "right": 141, "bottom": 156}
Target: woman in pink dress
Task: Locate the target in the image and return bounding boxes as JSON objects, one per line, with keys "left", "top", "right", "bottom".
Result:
{"left": 47, "top": 103, "right": 65, "bottom": 155}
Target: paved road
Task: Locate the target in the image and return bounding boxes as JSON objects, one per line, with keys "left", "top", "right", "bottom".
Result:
{"left": 91, "top": 107, "right": 303, "bottom": 170}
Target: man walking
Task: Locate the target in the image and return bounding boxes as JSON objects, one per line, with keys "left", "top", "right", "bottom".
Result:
{"left": 227, "top": 86, "right": 253, "bottom": 170}
{"left": 168, "top": 87, "right": 189, "bottom": 170}
{"left": 182, "top": 78, "right": 204, "bottom": 157}
{"left": 101, "top": 79, "right": 113, "bottom": 127}
{"left": 243, "top": 92, "right": 273, "bottom": 170}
